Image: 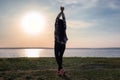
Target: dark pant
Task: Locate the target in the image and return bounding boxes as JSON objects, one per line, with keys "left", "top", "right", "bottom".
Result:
{"left": 54, "top": 41, "right": 66, "bottom": 71}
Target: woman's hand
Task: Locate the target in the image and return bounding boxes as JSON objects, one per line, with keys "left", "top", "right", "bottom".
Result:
{"left": 60, "top": 6, "right": 64, "bottom": 12}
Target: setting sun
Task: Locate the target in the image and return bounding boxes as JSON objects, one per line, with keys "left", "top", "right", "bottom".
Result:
{"left": 21, "top": 11, "right": 46, "bottom": 35}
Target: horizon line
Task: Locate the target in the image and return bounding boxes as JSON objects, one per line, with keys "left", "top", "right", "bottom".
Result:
{"left": 0, "top": 47, "right": 120, "bottom": 49}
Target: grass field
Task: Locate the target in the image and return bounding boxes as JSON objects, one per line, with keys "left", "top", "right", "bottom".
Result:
{"left": 0, "top": 57, "right": 120, "bottom": 80}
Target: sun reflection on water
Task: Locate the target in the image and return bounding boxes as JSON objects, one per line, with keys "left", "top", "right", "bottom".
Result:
{"left": 24, "top": 49, "right": 42, "bottom": 57}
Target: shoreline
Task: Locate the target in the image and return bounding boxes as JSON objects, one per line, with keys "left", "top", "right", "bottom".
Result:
{"left": 0, "top": 57, "right": 120, "bottom": 59}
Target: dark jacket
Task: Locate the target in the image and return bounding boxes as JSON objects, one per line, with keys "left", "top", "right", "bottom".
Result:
{"left": 55, "top": 12, "right": 68, "bottom": 44}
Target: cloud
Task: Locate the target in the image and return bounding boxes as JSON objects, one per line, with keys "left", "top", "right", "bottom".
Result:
{"left": 67, "top": 20, "right": 95, "bottom": 28}
{"left": 56, "top": 0, "right": 98, "bottom": 8}
{"left": 56, "top": 0, "right": 120, "bottom": 10}
{"left": 106, "top": 0, "right": 120, "bottom": 9}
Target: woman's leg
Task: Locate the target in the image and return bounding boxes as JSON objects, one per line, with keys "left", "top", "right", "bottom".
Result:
{"left": 54, "top": 42, "right": 61, "bottom": 71}
{"left": 59, "top": 44, "right": 66, "bottom": 70}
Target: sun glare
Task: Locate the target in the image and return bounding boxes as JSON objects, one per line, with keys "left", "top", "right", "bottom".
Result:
{"left": 24, "top": 49, "right": 42, "bottom": 57}
{"left": 21, "top": 12, "right": 46, "bottom": 35}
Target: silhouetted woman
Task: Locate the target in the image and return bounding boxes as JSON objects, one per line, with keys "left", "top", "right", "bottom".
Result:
{"left": 54, "top": 7, "right": 68, "bottom": 76}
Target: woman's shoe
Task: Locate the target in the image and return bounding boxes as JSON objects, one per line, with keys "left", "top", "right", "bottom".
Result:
{"left": 56, "top": 70, "right": 61, "bottom": 76}
{"left": 60, "top": 69, "right": 65, "bottom": 76}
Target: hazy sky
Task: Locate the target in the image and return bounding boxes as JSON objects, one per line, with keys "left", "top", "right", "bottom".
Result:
{"left": 0, "top": 0, "right": 120, "bottom": 48}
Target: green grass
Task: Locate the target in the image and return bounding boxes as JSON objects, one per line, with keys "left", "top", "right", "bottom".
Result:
{"left": 0, "top": 57, "right": 120, "bottom": 80}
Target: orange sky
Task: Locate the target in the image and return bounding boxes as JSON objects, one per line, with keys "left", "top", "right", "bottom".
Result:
{"left": 0, "top": 0, "right": 120, "bottom": 48}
